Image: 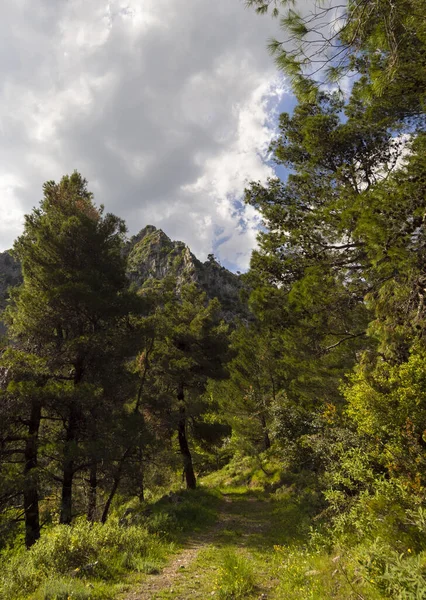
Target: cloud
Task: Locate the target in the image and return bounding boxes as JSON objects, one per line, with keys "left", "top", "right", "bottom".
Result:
{"left": 0, "top": 0, "right": 290, "bottom": 269}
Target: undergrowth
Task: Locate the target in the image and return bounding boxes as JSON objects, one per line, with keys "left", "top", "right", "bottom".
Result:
{"left": 0, "top": 488, "right": 220, "bottom": 600}
{"left": 0, "top": 517, "right": 170, "bottom": 599}
{"left": 2, "top": 453, "right": 426, "bottom": 600}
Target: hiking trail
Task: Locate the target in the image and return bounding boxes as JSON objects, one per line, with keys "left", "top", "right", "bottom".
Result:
{"left": 123, "top": 492, "right": 280, "bottom": 600}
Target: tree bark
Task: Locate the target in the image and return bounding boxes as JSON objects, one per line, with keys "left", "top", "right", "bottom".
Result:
{"left": 23, "top": 398, "right": 41, "bottom": 548}
{"left": 138, "top": 446, "right": 145, "bottom": 503}
{"left": 260, "top": 412, "right": 271, "bottom": 451}
{"left": 60, "top": 402, "right": 78, "bottom": 525}
{"left": 60, "top": 361, "right": 84, "bottom": 525}
{"left": 177, "top": 384, "right": 196, "bottom": 490}
{"left": 101, "top": 446, "right": 132, "bottom": 523}
{"left": 101, "top": 473, "right": 120, "bottom": 524}
{"left": 87, "top": 462, "right": 97, "bottom": 522}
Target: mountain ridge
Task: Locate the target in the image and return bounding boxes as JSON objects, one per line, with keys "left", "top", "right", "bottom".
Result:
{"left": 0, "top": 225, "right": 247, "bottom": 333}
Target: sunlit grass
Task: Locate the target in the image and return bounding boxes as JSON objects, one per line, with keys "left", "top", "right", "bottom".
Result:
{"left": 214, "top": 548, "right": 257, "bottom": 599}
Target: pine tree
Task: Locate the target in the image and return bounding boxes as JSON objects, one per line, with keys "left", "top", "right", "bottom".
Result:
{"left": 247, "top": 0, "right": 426, "bottom": 123}
{"left": 2, "top": 172, "right": 138, "bottom": 533}
{"left": 146, "top": 284, "right": 230, "bottom": 489}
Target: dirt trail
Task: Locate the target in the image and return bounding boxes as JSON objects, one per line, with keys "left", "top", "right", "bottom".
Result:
{"left": 124, "top": 494, "right": 272, "bottom": 600}
{"left": 124, "top": 544, "right": 202, "bottom": 600}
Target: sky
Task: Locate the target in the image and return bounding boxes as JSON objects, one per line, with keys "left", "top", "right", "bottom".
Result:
{"left": 0, "top": 0, "right": 294, "bottom": 271}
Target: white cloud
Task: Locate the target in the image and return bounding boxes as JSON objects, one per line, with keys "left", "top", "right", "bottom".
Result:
{"left": 181, "top": 76, "right": 287, "bottom": 268}
{"left": 0, "top": 0, "right": 290, "bottom": 268}
{"left": 0, "top": 174, "right": 25, "bottom": 242}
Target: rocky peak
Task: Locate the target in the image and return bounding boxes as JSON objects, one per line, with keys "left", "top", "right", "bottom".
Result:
{"left": 126, "top": 227, "right": 248, "bottom": 320}
{"left": 126, "top": 226, "right": 187, "bottom": 285}
{"left": 129, "top": 225, "right": 168, "bottom": 246}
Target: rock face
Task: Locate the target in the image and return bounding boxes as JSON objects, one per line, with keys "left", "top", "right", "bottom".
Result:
{"left": 0, "top": 226, "right": 248, "bottom": 332}
{"left": 0, "top": 251, "right": 22, "bottom": 336}
{"left": 126, "top": 226, "right": 248, "bottom": 320}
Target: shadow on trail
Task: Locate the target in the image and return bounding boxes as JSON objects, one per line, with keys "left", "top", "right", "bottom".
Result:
{"left": 192, "top": 489, "right": 313, "bottom": 552}
{"left": 122, "top": 488, "right": 316, "bottom": 599}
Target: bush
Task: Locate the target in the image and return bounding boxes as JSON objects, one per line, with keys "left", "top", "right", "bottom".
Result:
{"left": 0, "top": 517, "right": 168, "bottom": 600}
{"left": 273, "top": 546, "right": 379, "bottom": 600}
{"left": 146, "top": 511, "right": 180, "bottom": 536}
{"left": 357, "top": 540, "right": 426, "bottom": 600}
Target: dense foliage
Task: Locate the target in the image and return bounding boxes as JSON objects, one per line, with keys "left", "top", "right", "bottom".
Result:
{"left": 240, "top": 0, "right": 426, "bottom": 595}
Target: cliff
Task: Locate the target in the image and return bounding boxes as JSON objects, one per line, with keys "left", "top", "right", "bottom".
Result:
{"left": 126, "top": 225, "right": 247, "bottom": 320}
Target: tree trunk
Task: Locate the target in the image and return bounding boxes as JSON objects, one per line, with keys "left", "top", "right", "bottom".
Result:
{"left": 138, "top": 447, "right": 145, "bottom": 503}
{"left": 23, "top": 398, "right": 41, "bottom": 549}
{"left": 260, "top": 413, "right": 271, "bottom": 451}
{"left": 177, "top": 384, "right": 196, "bottom": 490}
{"left": 60, "top": 403, "right": 78, "bottom": 525}
{"left": 101, "top": 446, "right": 132, "bottom": 523}
{"left": 60, "top": 362, "right": 83, "bottom": 525}
{"left": 101, "top": 474, "right": 120, "bottom": 524}
{"left": 87, "top": 462, "right": 97, "bottom": 522}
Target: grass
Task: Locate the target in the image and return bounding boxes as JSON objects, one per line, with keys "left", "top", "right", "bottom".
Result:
{"left": 202, "top": 450, "right": 285, "bottom": 492}
{"left": 215, "top": 548, "right": 257, "bottom": 599}
{"left": 0, "top": 516, "right": 173, "bottom": 599}
{"left": 32, "top": 578, "right": 114, "bottom": 600}
{"left": 0, "top": 454, "right": 401, "bottom": 600}
{"left": 131, "top": 467, "right": 328, "bottom": 600}
{"left": 147, "top": 487, "right": 222, "bottom": 537}
{"left": 189, "top": 455, "right": 388, "bottom": 600}
{"left": 0, "top": 488, "right": 221, "bottom": 600}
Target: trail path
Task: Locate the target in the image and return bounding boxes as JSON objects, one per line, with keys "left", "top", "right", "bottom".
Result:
{"left": 123, "top": 493, "right": 279, "bottom": 600}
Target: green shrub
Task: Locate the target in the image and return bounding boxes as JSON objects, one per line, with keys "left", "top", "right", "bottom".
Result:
{"left": 146, "top": 511, "right": 181, "bottom": 536}
{"left": 30, "top": 518, "right": 153, "bottom": 575}
{"left": 273, "top": 546, "right": 378, "bottom": 600}
{"left": 319, "top": 471, "right": 426, "bottom": 598}
{"left": 0, "top": 517, "right": 168, "bottom": 600}
{"left": 358, "top": 540, "right": 426, "bottom": 600}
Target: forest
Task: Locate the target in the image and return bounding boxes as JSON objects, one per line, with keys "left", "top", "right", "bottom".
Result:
{"left": 0, "top": 0, "right": 425, "bottom": 598}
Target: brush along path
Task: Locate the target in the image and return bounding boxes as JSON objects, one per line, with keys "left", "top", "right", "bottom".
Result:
{"left": 123, "top": 490, "right": 285, "bottom": 600}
